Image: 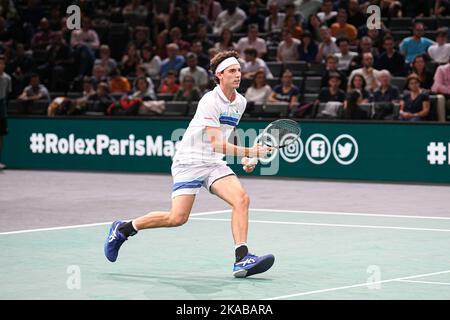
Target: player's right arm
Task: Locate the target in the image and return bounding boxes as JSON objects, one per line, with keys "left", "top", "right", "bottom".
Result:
{"left": 205, "top": 126, "right": 271, "bottom": 158}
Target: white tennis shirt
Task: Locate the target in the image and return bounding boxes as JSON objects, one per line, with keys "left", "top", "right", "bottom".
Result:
{"left": 172, "top": 85, "right": 247, "bottom": 166}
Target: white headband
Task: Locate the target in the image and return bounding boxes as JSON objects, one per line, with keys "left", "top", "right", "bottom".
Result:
{"left": 215, "top": 57, "right": 240, "bottom": 74}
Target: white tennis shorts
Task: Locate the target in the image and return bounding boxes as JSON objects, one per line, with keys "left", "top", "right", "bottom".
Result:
{"left": 171, "top": 162, "right": 236, "bottom": 198}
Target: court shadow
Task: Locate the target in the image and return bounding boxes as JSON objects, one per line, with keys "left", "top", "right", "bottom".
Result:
{"left": 101, "top": 272, "right": 273, "bottom": 296}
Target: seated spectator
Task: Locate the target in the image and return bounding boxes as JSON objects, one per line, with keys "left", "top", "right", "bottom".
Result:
{"left": 199, "top": 0, "right": 222, "bottom": 21}
{"left": 305, "top": 13, "right": 322, "bottom": 42}
{"left": 317, "top": 0, "right": 337, "bottom": 26}
{"left": 140, "top": 44, "right": 161, "bottom": 78}
{"left": 243, "top": 1, "right": 266, "bottom": 32}
{"left": 241, "top": 48, "right": 274, "bottom": 79}
{"left": 179, "top": 53, "right": 209, "bottom": 91}
{"left": 410, "top": 54, "right": 434, "bottom": 90}
{"left": 135, "top": 65, "right": 156, "bottom": 100}
{"left": 17, "top": 74, "right": 50, "bottom": 114}
{"left": 133, "top": 26, "right": 150, "bottom": 51}
{"left": 94, "top": 45, "right": 117, "bottom": 76}
{"left": 314, "top": 72, "right": 346, "bottom": 108}
{"left": 31, "top": 17, "right": 58, "bottom": 50}
{"left": 185, "top": 2, "right": 209, "bottom": 35}
{"left": 435, "top": 0, "right": 450, "bottom": 16}
{"left": 70, "top": 16, "right": 99, "bottom": 76}
{"left": 109, "top": 68, "right": 131, "bottom": 94}
{"left": 372, "top": 70, "right": 400, "bottom": 103}
{"left": 344, "top": 73, "right": 371, "bottom": 119}
{"left": 298, "top": 31, "right": 318, "bottom": 63}
{"left": 277, "top": 28, "right": 301, "bottom": 62}
{"left": 75, "top": 82, "right": 112, "bottom": 115}
{"left": 213, "top": 0, "right": 247, "bottom": 35}
{"left": 431, "top": 57, "right": 450, "bottom": 96}
{"left": 174, "top": 75, "right": 202, "bottom": 102}
{"left": 236, "top": 24, "right": 267, "bottom": 59}
{"left": 130, "top": 77, "right": 157, "bottom": 101}
{"left": 215, "top": 28, "right": 237, "bottom": 52}
{"left": 348, "top": 52, "right": 381, "bottom": 92}
{"left": 265, "top": 2, "right": 286, "bottom": 33}
{"left": 283, "top": 14, "right": 303, "bottom": 40}
{"left": 399, "top": 22, "right": 435, "bottom": 65}
{"left": 334, "top": 37, "right": 358, "bottom": 74}
{"left": 321, "top": 55, "right": 347, "bottom": 91}
{"left": 245, "top": 69, "right": 272, "bottom": 104}
{"left": 8, "top": 43, "right": 34, "bottom": 96}
{"left": 159, "top": 70, "right": 180, "bottom": 94}
{"left": 37, "top": 31, "right": 73, "bottom": 92}
{"left": 374, "top": 35, "right": 407, "bottom": 76}
{"left": 91, "top": 65, "right": 108, "bottom": 89}
{"left": 353, "top": 36, "right": 379, "bottom": 68}
{"left": 330, "top": 9, "right": 358, "bottom": 44}
{"left": 160, "top": 43, "right": 186, "bottom": 79}
{"left": 316, "top": 26, "right": 339, "bottom": 63}
{"left": 399, "top": 73, "right": 430, "bottom": 121}
{"left": 190, "top": 41, "right": 210, "bottom": 70}
{"left": 267, "top": 69, "right": 300, "bottom": 112}
{"left": 347, "top": 0, "right": 366, "bottom": 29}
{"left": 427, "top": 28, "right": 450, "bottom": 65}
{"left": 121, "top": 42, "right": 141, "bottom": 77}
{"left": 122, "top": 0, "right": 148, "bottom": 18}
{"left": 169, "top": 27, "right": 191, "bottom": 56}
{"left": 192, "top": 24, "right": 214, "bottom": 53}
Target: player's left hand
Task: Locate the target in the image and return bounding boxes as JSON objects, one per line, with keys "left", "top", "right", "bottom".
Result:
{"left": 241, "top": 157, "right": 257, "bottom": 173}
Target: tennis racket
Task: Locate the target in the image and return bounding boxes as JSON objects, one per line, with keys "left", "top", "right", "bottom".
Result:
{"left": 246, "top": 119, "right": 301, "bottom": 166}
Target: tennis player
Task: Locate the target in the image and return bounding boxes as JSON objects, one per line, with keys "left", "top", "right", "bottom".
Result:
{"left": 104, "top": 50, "right": 275, "bottom": 278}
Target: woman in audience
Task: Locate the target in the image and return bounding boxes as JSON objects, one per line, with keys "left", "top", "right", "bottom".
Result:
{"left": 399, "top": 73, "right": 430, "bottom": 121}
{"left": 344, "top": 73, "right": 371, "bottom": 119}
{"left": 410, "top": 54, "right": 434, "bottom": 90}
{"left": 121, "top": 42, "right": 142, "bottom": 77}
{"left": 268, "top": 69, "right": 300, "bottom": 111}
{"left": 298, "top": 30, "right": 318, "bottom": 64}
{"left": 245, "top": 69, "right": 272, "bottom": 105}
{"left": 131, "top": 77, "right": 156, "bottom": 100}
{"left": 141, "top": 44, "right": 161, "bottom": 78}
{"left": 214, "top": 28, "right": 237, "bottom": 52}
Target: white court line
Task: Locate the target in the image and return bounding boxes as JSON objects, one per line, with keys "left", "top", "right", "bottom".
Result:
{"left": 396, "top": 279, "right": 450, "bottom": 286}
{"left": 190, "top": 217, "right": 450, "bottom": 233}
{"left": 0, "top": 210, "right": 229, "bottom": 236}
{"left": 251, "top": 208, "right": 450, "bottom": 221}
{"left": 264, "top": 269, "right": 450, "bottom": 300}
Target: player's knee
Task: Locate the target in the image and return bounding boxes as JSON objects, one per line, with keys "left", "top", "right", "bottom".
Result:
{"left": 234, "top": 192, "right": 250, "bottom": 211}
{"left": 168, "top": 213, "right": 189, "bottom": 227}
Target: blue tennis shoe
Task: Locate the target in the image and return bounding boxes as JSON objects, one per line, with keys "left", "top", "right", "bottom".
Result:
{"left": 233, "top": 253, "right": 275, "bottom": 278}
{"left": 104, "top": 220, "right": 127, "bottom": 262}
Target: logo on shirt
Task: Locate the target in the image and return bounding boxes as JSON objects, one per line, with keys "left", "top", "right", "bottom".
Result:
{"left": 219, "top": 111, "right": 240, "bottom": 127}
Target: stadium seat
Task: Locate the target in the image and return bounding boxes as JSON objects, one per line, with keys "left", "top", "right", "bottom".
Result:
{"left": 388, "top": 17, "right": 412, "bottom": 30}
{"left": 7, "top": 100, "right": 20, "bottom": 115}
{"left": 305, "top": 63, "right": 324, "bottom": 76}
{"left": 266, "top": 62, "right": 283, "bottom": 77}
{"left": 304, "top": 77, "right": 322, "bottom": 93}
{"left": 391, "top": 77, "right": 406, "bottom": 91}
{"left": 157, "top": 93, "right": 176, "bottom": 101}
{"left": 303, "top": 93, "right": 318, "bottom": 103}
{"left": 187, "top": 102, "right": 198, "bottom": 116}
{"left": 27, "top": 100, "right": 49, "bottom": 115}
{"left": 414, "top": 17, "right": 438, "bottom": 31}
{"left": 284, "top": 61, "right": 308, "bottom": 76}
{"left": 263, "top": 103, "right": 290, "bottom": 117}
{"left": 163, "top": 101, "right": 189, "bottom": 116}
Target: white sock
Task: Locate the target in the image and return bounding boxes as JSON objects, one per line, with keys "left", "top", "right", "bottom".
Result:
{"left": 234, "top": 242, "right": 247, "bottom": 250}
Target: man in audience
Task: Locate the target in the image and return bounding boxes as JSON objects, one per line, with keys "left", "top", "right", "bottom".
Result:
{"left": 241, "top": 48, "right": 274, "bottom": 80}
{"left": 348, "top": 52, "right": 381, "bottom": 92}
{"left": 179, "top": 53, "right": 209, "bottom": 91}
{"left": 160, "top": 43, "right": 186, "bottom": 79}
{"left": 427, "top": 27, "right": 450, "bottom": 65}
{"left": 399, "top": 22, "right": 435, "bottom": 64}
{"left": 375, "top": 35, "right": 407, "bottom": 76}
{"left": 17, "top": 74, "right": 50, "bottom": 114}
{"left": 236, "top": 24, "right": 267, "bottom": 59}
{"left": 213, "top": 0, "right": 247, "bottom": 35}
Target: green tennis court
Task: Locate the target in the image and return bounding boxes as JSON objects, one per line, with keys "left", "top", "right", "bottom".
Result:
{"left": 2, "top": 208, "right": 450, "bottom": 300}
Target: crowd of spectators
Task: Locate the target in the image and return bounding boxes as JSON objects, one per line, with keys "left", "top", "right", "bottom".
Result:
{"left": 0, "top": 0, "right": 448, "bottom": 121}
